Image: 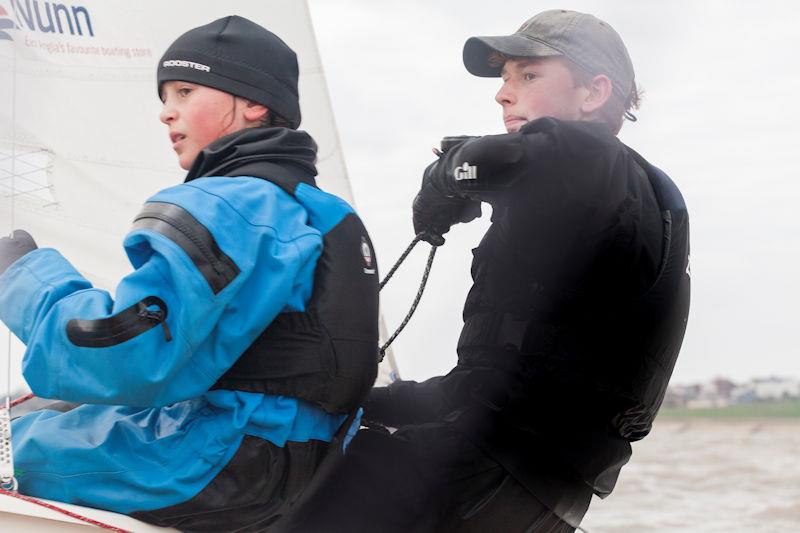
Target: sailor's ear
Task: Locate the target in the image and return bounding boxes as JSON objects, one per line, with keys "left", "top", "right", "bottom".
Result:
{"left": 243, "top": 101, "right": 269, "bottom": 122}
{"left": 580, "top": 74, "right": 612, "bottom": 114}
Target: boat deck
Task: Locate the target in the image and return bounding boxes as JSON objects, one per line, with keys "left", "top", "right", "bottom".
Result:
{"left": 0, "top": 492, "right": 176, "bottom": 532}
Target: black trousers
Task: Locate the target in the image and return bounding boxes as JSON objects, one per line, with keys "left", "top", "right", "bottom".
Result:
{"left": 275, "top": 423, "right": 575, "bottom": 533}
{"left": 132, "top": 436, "right": 329, "bottom": 532}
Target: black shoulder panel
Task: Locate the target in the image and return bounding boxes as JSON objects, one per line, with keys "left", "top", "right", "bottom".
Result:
{"left": 624, "top": 145, "right": 686, "bottom": 211}
{"left": 67, "top": 296, "right": 172, "bottom": 348}
{"left": 133, "top": 202, "right": 240, "bottom": 295}
{"left": 647, "top": 165, "right": 686, "bottom": 212}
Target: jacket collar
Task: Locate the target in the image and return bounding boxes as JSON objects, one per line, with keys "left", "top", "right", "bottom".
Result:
{"left": 185, "top": 127, "right": 318, "bottom": 188}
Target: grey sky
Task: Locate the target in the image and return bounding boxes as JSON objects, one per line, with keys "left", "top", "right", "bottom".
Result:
{"left": 307, "top": 0, "right": 800, "bottom": 384}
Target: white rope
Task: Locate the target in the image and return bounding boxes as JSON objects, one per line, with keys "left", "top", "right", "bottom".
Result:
{"left": 5, "top": 27, "right": 17, "bottom": 395}
{"left": 1, "top": 31, "right": 19, "bottom": 491}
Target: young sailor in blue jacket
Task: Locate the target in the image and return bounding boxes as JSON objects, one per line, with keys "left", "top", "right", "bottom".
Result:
{"left": 0, "top": 16, "right": 379, "bottom": 531}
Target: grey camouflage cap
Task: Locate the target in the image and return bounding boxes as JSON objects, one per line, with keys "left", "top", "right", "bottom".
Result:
{"left": 463, "top": 9, "right": 635, "bottom": 100}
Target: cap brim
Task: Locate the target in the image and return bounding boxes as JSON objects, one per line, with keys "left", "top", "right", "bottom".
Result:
{"left": 463, "top": 35, "right": 564, "bottom": 77}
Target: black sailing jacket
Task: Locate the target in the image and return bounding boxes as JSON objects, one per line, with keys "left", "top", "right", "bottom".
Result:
{"left": 369, "top": 118, "right": 690, "bottom": 525}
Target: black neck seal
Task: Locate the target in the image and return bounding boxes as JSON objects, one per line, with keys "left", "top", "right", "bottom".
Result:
{"left": 185, "top": 127, "right": 318, "bottom": 192}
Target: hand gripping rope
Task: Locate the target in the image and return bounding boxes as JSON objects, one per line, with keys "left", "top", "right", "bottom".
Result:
{"left": 378, "top": 232, "right": 438, "bottom": 360}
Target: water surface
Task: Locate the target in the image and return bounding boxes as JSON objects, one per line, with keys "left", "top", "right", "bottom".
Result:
{"left": 581, "top": 419, "right": 800, "bottom": 532}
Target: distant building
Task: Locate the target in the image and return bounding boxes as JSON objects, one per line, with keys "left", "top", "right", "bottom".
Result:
{"left": 749, "top": 376, "right": 800, "bottom": 401}
{"left": 712, "top": 377, "right": 736, "bottom": 399}
{"left": 687, "top": 381, "right": 730, "bottom": 409}
{"left": 664, "top": 383, "right": 701, "bottom": 408}
{"left": 665, "top": 376, "right": 800, "bottom": 408}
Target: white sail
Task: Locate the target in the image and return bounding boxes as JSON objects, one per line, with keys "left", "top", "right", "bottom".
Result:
{"left": 0, "top": 0, "right": 396, "bottom": 525}
{"left": 0, "top": 0, "right": 398, "bottom": 393}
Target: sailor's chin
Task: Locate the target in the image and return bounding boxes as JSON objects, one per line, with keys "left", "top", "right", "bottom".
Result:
{"left": 178, "top": 153, "right": 195, "bottom": 170}
{"left": 504, "top": 119, "right": 526, "bottom": 133}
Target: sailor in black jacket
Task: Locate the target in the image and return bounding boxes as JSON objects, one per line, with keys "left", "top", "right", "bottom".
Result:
{"left": 277, "top": 9, "right": 689, "bottom": 532}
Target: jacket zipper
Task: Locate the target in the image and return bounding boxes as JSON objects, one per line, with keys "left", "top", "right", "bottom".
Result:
{"left": 137, "top": 301, "right": 172, "bottom": 342}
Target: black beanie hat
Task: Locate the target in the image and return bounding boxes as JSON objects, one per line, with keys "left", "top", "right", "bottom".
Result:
{"left": 157, "top": 15, "right": 301, "bottom": 129}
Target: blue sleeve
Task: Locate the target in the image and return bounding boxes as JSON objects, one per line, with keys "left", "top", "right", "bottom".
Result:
{"left": 0, "top": 177, "right": 322, "bottom": 407}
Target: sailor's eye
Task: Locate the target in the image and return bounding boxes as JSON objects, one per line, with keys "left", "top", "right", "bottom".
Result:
{"left": 523, "top": 72, "right": 537, "bottom": 81}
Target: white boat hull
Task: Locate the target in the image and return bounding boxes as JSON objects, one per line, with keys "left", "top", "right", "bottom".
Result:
{"left": 0, "top": 492, "right": 176, "bottom": 532}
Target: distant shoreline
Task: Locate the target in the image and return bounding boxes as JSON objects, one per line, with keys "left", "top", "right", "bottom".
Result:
{"left": 658, "top": 400, "right": 800, "bottom": 419}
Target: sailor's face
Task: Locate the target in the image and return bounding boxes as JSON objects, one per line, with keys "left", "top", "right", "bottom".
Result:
{"left": 159, "top": 82, "right": 249, "bottom": 170}
{"left": 495, "top": 57, "right": 589, "bottom": 133}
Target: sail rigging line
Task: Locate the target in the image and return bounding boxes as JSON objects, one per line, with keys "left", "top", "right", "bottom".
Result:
{"left": 5, "top": 20, "right": 16, "bottom": 398}
{"left": 0, "top": 149, "right": 56, "bottom": 205}
{"left": 0, "top": 163, "right": 55, "bottom": 183}
{"left": 378, "top": 232, "right": 438, "bottom": 360}
{"left": 0, "top": 152, "right": 50, "bottom": 172}
{"left": 0, "top": 148, "right": 48, "bottom": 163}
{"left": 1, "top": 186, "right": 53, "bottom": 199}
{"left": 1, "top": 185, "right": 56, "bottom": 205}
{"left": 1, "top": 21, "right": 19, "bottom": 495}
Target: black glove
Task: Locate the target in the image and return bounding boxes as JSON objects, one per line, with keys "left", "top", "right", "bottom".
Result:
{"left": 362, "top": 378, "right": 450, "bottom": 428}
{"left": 412, "top": 136, "right": 483, "bottom": 246}
{"left": 361, "top": 386, "right": 391, "bottom": 426}
{"left": 412, "top": 183, "right": 481, "bottom": 246}
{"left": 0, "top": 230, "right": 38, "bottom": 275}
